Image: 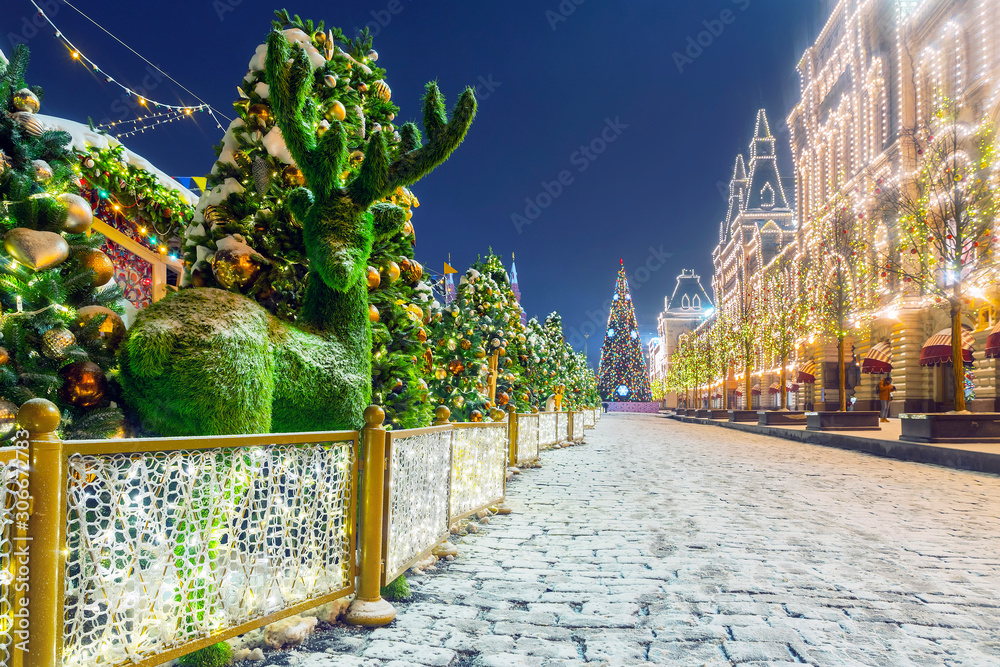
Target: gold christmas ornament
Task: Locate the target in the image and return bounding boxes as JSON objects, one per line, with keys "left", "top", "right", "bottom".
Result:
{"left": 451, "top": 394, "right": 465, "bottom": 409}
{"left": 368, "top": 304, "right": 380, "bottom": 323}
{"left": 42, "top": 326, "right": 76, "bottom": 359}
{"left": 357, "top": 82, "right": 369, "bottom": 94}
{"left": 384, "top": 261, "right": 401, "bottom": 283}
{"left": 497, "top": 392, "right": 510, "bottom": 406}
{"left": 326, "top": 100, "right": 347, "bottom": 121}
{"left": 402, "top": 220, "right": 413, "bottom": 237}
{"left": 247, "top": 103, "right": 272, "bottom": 130}
{"left": 0, "top": 150, "right": 8, "bottom": 177}
{"left": 323, "top": 74, "right": 337, "bottom": 89}
{"left": 76, "top": 249, "right": 115, "bottom": 287}
{"left": 448, "top": 359, "right": 465, "bottom": 375}
{"left": 349, "top": 150, "right": 365, "bottom": 167}
{"left": 73, "top": 306, "right": 126, "bottom": 353}
{"left": 470, "top": 409, "right": 483, "bottom": 423}
{"left": 404, "top": 304, "right": 423, "bottom": 321}
{"left": 460, "top": 338, "right": 472, "bottom": 351}
{"left": 32, "top": 159, "right": 53, "bottom": 182}
{"left": 366, "top": 50, "right": 379, "bottom": 61}
{"left": 434, "top": 367, "right": 447, "bottom": 381}
{"left": 366, "top": 266, "right": 381, "bottom": 290}
{"left": 202, "top": 204, "right": 226, "bottom": 225}
{"left": 12, "top": 88, "right": 40, "bottom": 114}
{"left": 59, "top": 361, "right": 107, "bottom": 408}
{"left": 406, "top": 260, "right": 423, "bottom": 282}
{"left": 57, "top": 193, "right": 94, "bottom": 233}
{"left": 417, "top": 327, "right": 427, "bottom": 342}
{"left": 4, "top": 228, "right": 70, "bottom": 270}
{"left": 489, "top": 407, "right": 506, "bottom": 422}
{"left": 211, "top": 241, "right": 261, "bottom": 290}
{"left": 281, "top": 165, "right": 306, "bottom": 187}
{"left": 474, "top": 347, "right": 487, "bottom": 359}
{"left": 371, "top": 80, "right": 391, "bottom": 102}
{"left": 11, "top": 111, "right": 43, "bottom": 136}
{"left": 0, "top": 347, "right": 8, "bottom": 366}
{"left": 446, "top": 338, "right": 458, "bottom": 352}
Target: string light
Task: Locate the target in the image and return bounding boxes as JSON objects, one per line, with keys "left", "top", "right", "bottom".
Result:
{"left": 27, "top": 0, "right": 228, "bottom": 132}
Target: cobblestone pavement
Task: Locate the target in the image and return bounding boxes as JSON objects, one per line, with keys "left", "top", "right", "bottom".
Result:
{"left": 292, "top": 413, "right": 1000, "bottom": 666}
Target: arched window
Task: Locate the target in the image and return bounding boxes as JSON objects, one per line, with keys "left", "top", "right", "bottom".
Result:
{"left": 692, "top": 294, "right": 701, "bottom": 309}
{"left": 761, "top": 183, "right": 775, "bottom": 209}
{"left": 681, "top": 294, "right": 690, "bottom": 309}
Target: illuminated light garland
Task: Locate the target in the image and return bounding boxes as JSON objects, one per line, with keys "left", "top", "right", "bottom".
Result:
{"left": 26, "top": 0, "right": 228, "bottom": 131}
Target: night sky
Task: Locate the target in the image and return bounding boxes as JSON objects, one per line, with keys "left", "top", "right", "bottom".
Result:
{"left": 8, "top": 0, "right": 824, "bottom": 366}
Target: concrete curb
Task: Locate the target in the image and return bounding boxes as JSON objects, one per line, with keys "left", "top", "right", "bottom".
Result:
{"left": 668, "top": 415, "right": 1000, "bottom": 476}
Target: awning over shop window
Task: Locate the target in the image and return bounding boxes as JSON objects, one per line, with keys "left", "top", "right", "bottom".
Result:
{"left": 861, "top": 341, "right": 893, "bottom": 374}
{"left": 787, "top": 381, "right": 800, "bottom": 392}
{"left": 796, "top": 360, "right": 816, "bottom": 384}
{"left": 751, "top": 384, "right": 761, "bottom": 396}
{"left": 919, "top": 327, "right": 974, "bottom": 367}
{"left": 986, "top": 320, "right": 1000, "bottom": 359}
{"left": 767, "top": 383, "right": 780, "bottom": 394}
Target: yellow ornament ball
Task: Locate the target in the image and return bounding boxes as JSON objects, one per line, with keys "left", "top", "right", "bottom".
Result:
{"left": 470, "top": 409, "right": 483, "bottom": 423}
{"left": 434, "top": 367, "right": 448, "bottom": 381}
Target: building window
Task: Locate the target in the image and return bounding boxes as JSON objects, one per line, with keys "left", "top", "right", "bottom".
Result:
{"left": 681, "top": 294, "right": 690, "bottom": 309}
{"left": 761, "top": 183, "right": 775, "bottom": 209}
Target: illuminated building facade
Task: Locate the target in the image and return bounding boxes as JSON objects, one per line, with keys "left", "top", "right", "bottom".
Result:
{"left": 651, "top": 269, "right": 713, "bottom": 408}
{"left": 788, "top": 0, "right": 1000, "bottom": 413}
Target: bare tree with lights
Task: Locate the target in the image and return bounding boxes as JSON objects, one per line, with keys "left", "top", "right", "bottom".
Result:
{"left": 761, "top": 257, "right": 808, "bottom": 410}
{"left": 808, "top": 194, "right": 876, "bottom": 412}
{"left": 874, "top": 102, "right": 999, "bottom": 413}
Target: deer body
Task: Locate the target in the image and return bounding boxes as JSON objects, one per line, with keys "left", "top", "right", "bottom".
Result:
{"left": 120, "top": 31, "right": 475, "bottom": 435}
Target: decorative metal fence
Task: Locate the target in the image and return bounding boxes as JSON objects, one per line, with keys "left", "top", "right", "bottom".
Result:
{"left": 515, "top": 414, "right": 540, "bottom": 464}
{"left": 538, "top": 412, "right": 558, "bottom": 447}
{"left": 10, "top": 402, "right": 598, "bottom": 667}
{"left": 570, "top": 412, "right": 584, "bottom": 444}
{"left": 42, "top": 432, "right": 356, "bottom": 667}
{"left": 556, "top": 412, "right": 569, "bottom": 444}
{"left": 449, "top": 423, "right": 507, "bottom": 521}
{"left": 381, "top": 426, "right": 452, "bottom": 586}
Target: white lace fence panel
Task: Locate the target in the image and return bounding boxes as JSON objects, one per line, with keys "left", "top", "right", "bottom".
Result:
{"left": 538, "top": 413, "right": 558, "bottom": 447}
{"left": 449, "top": 424, "right": 507, "bottom": 521}
{"left": 571, "top": 412, "right": 584, "bottom": 443}
{"left": 557, "top": 412, "right": 569, "bottom": 444}
{"left": 382, "top": 427, "right": 452, "bottom": 585}
{"left": 584, "top": 409, "right": 596, "bottom": 428}
{"left": 62, "top": 436, "right": 356, "bottom": 667}
{"left": 515, "top": 414, "right": 540, "bottom": 464}
{"left": 0, "top": 450, "right": 27, "bottom": 667}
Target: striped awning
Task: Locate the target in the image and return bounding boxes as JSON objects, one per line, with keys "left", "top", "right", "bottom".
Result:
{"left": 787, "top": 381, "right": 800, "bottom": 392}
{"left": 919, "top": 327, "right": 974, "bottom": 367}
{"left": 797, "top": 360, "right": 816, "bottom": 384}
{"left": 986, "top": 320, "right": 1000, "bottom": 358}
{"left": 768, "top": 382, "right": 781, "bottom": 394}
{"left": 751, "top": 383, "right": 761, "bottom": 395}
{"left": 714, "top": 391, "right": 723, "bottom": 399}
{"left": 861, "top": 341, "right": 893, "bottom": 374}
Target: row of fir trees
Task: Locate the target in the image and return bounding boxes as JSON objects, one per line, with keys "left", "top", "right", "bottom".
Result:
{"left": 668, "top": 101, "right": 1000, "bottom": 414}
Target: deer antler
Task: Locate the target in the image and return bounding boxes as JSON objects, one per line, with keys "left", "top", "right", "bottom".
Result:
{"left": 349, "top": 82, "right": 477, "bottom": 209}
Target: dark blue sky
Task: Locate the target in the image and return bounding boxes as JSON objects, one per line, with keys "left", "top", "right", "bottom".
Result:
{"left": 8, "top": 0, "right": 824, "bottom": 365}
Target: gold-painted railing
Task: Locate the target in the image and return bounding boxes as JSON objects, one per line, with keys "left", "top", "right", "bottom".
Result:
{"left": 8, "top": 400, "right": 600, "bottom": 667}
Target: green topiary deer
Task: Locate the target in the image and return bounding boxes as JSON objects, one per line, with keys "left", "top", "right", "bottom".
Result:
{"left": 119, "top": 31, "right": 475, "bottom": 435}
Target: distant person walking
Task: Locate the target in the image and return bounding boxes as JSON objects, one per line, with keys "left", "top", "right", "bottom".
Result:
{"left": 878, "top": 376, "right": 895, "bottom": 422}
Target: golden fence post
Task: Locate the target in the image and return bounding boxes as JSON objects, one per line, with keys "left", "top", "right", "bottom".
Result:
{"left": 507, "top": 405, "right": 518, "bottom": 466}
{"left": 433, "top": 406, "right": 451, "bottom": 426}
{"left": 345, "top": 406, "right": 395, "bottom": 627}
{"left": 18, "top": 399, "right": 64, "bottom": 667}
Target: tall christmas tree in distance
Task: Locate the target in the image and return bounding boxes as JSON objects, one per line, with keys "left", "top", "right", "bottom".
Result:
{"left": 598, "top": 261, "right": 651, "bottom": 402}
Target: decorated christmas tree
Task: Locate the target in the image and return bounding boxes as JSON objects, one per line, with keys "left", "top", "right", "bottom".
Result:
{"left": 427, "top": 253, "right": 526, "bottom": 421}
{"left": 0, "top": 45, "right": 127, "bottom": 439}
{"left": 597, "top": 261, "right": 652, "bottom": 402}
